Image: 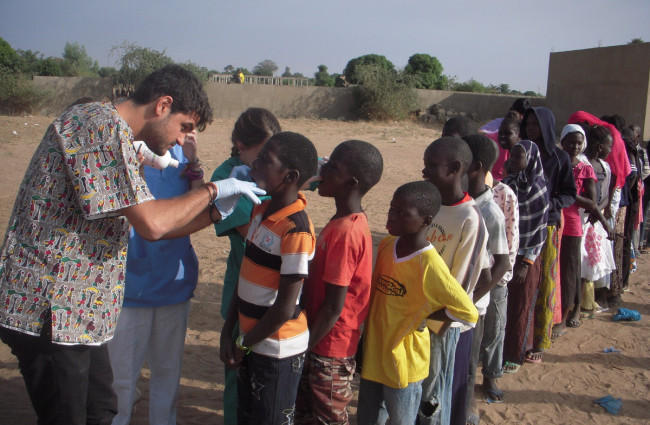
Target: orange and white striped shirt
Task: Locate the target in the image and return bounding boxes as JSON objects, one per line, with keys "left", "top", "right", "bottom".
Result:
{"left": 238, "top": 193, "right": 315, "bottom": 358}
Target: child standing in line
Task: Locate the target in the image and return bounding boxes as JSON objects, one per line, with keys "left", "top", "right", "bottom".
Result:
{"left": 220, "top": 132, "right": 318, "bottom": 425}
{"left": 211, "top": 108, "right": 281, "bottom": 425}
{"left": 461, "top": 134, "right": 512, "bottom": 425}
{"left": 295, "top": 140, "right": 384, "bottom": 425}
{"left": 581, "top": 126, "right": 616, "bottom": 312}
{"left": 357, "top": 181, "right": 478, "bottom": 425}
{"left": 552, "top": 125, "right": 611, "bottom": 336}
{"left": 501, "top": 140, "right": 549, "bottom": 372}
{"left": 419, "top": 137, "right": 490, "bottom": 425}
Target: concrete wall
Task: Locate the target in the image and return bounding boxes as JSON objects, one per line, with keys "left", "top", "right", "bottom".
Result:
{"left": 33, "top": 76, "right": 114, "bottom": 116}
{"left": 32, "top": 76, "right": 545, "bottom": 124}
{"left": 546, "top": 43, "right": 650, "bottom": 139}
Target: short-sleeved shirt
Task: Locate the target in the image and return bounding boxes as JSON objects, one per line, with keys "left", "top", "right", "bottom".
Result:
{"left": 492, "top": 182, "right": 520, "bottom": 285}
{"left": 473, "top": 188, "right": 509, "bottom": 314}
{"left": 211, "top": 157, "right": 263, "bottom": 318}
{"left": 304, "top": 213, "right": 372, "bottom": 358}
{"left": 123, "top": 145, "right": 198, "bottom": 308}
{"left": 361, "top": 236, "right": 478, "bottom": 389}
{"left": 563, "top": 162, "right": 596, "bottom": 237}
{"left": 0, "top": 102, "right": 153, "bottom": 344}
{"left": 238, "top": 194, "right": 315, "bottom": 358}
{"left": 425, "top": 193, "right": 489, "bottom": 330}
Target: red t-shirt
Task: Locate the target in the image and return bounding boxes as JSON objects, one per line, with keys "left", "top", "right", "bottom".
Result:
{"left": 304, "top": 213, "right": 373, "bottom": 358}
{"left": 563, "top": 162, "right": 596, "bottom": 237}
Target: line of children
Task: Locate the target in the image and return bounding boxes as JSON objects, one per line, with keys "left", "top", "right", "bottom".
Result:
{"left": 216, "top": 107, "right": 639, "bottom": 425}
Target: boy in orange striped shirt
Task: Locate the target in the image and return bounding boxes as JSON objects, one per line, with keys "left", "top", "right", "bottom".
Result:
{"left": 220, "top": 132, "right": 318, "bottom": 425}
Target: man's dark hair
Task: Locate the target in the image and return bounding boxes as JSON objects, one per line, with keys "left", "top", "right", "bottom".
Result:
{"left": 130, "top": 64, "right": 213, "bottom": 131}
{"left": 271, "top": 132, "right": 318, "bottom": 186}
{"left": 442, "top": 116, "right": 471, "bottom": 138}
{"left": 231, "top": 108, "right": 281, "bottom": 157}
{"left": 462, "top": 134, "right": 498, "bottom": 170}
{"left": 425, "top": 136, "right": 473, "bottom": 173}
{"left": 394, "top": 181, "right": 441, "bottom": 217}
{"left": 332, "top": 140, "right": 384, "bottom": 195}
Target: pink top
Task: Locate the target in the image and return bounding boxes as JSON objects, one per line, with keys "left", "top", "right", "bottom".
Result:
{"left": 563, "top": 162, "right": 596, "bottom": 237}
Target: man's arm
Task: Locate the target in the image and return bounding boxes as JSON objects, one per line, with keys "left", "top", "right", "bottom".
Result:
{"left": 121, "top": 184, "right": 215, "bottom": 241}
{"left": 307, "top": 283, "right": 348, "bottom": 350}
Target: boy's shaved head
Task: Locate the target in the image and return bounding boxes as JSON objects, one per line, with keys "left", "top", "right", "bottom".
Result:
{"left": 425, "top": 137, "right": 473, "bottom": 173}
{"left": 442, "top": 116, "right": 471, "bottom": 138}
{"left": 333, "top": 140, "right": 384, "bottom": 194}
{"left": 394, "top": 181, "right": 441, "bottom": 217}
{"left": 462, "top": 134, "right": 499, "bottom": 170}
{"left": 271, "top": 131, "right": 318, "bottom": 186}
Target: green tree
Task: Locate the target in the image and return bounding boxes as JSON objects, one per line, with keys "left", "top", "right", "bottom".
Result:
{"left": 404, "top": 53, "right": 444, "bottom": 89}
{"left": 314, "top": 64, "right": 334, "bottom": 87}
{"left": 179, "top": 61, "right": 209, "bottom": 82}
{"left": 282, "top": 66, "right": 292, "bottom": 77}
{"left": 253, "top": 59, "right": 278, "bottom": 76}
{"left": 343, "top": 54, "right": 395, "bottom": 84}
{"left": 111, "top": 41, "right": 174, "bottom": 88}
{"left": 0, "top": 37, "right": 20, "bottom": 73}
{"left": 454, "top": 78, "right": 487, "bottom": 93}
{"left": 352, "top": 64, "right": 418, "bottom": 121}
{"left": 62, "top": 42, "right": 99, "bottom": 76}
{"left": 37, "top": 57, "right": 64, "bottom": 76}
{"left": 223, "top": 64, "right": 235, "bottom": 73}
{"left": 628, "top": 38, "right": 644, "bottom": 44}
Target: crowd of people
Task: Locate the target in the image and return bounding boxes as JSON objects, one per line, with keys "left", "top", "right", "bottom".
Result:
{"left": 0, "top": 66, "right": 646, "bottom": 425}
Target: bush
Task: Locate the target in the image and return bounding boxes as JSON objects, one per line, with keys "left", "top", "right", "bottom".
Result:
{"left": 0, "top": 71, "right": 51, "bottom": 115}
{"left": 351, "top": 64, "right": 419, "bottom": 121}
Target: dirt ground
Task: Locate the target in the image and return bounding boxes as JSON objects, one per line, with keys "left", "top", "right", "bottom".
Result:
{"left": 0, "top": 114, "right": 648, "bottom": 424}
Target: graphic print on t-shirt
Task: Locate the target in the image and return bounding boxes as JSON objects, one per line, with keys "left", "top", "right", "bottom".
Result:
{"left": 376, "top": 275, "right": 406, "bottom": 297}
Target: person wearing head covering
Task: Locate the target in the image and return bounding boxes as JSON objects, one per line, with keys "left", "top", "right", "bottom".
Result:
{"left": 551, "top": 125, "right": 602, "bottom": 336}
{"left": 567, "top": 112, "right": 632, "bottom": 304}
{"left": 501, "top": 140, "right": 549, "bottom": 371}
{"left": 521, "top": 107, "right": 577, "bottom": 362}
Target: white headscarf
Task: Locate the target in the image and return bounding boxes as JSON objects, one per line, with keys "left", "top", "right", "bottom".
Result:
{"left": 560, "top": 124, "right": 587, "bottom": 154}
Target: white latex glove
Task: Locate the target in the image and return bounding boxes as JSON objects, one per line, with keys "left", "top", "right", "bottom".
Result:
{"left": 210, "top": 178, "right": 266, "bottom": 219}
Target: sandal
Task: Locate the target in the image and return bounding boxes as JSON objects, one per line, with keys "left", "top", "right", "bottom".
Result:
{"left": 524, "top": 351, "right": 543, "bottom": 364}
{"left": 503, "top": 361, "right": 521, "bottom": 374}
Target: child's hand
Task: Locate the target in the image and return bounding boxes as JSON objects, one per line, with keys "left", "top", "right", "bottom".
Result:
{"left": 511, "top": 261, "right": 529, "bottom": 285}
{"left": 604, "top": 223, "right": 615, "bottom": 240}
{"left": 219, "top": 332, "right": 239, "bottom": 369}
{"left": 181, "top": 130, "right": 198, "bottom": 162}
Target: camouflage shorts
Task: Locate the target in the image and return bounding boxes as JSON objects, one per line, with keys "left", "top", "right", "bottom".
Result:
{"left": 295, "top": 352, "right": 356, "bottom": 425}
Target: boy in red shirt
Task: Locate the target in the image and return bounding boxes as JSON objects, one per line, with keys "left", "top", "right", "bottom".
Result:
{"left": 297, "top": 140, "right": 383, "bottom": 424}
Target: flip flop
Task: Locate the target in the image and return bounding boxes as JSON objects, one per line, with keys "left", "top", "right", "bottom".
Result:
{"left": 503, "top": 361, "right": 520, "bottom": 374}
{"left": 484, "top": 388, "right": 504, "bottom": 404}
{"left": 524, "top": 351, "right": 543, "bottom": 364}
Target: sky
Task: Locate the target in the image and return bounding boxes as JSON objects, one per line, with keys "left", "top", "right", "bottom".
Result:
{"left": 2, "top": 0, "right": 649, "bottom": 95}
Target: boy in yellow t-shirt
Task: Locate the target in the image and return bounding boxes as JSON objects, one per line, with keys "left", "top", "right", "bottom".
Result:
{"left": 357, "top": 181, "right": 478, "bottom": 425}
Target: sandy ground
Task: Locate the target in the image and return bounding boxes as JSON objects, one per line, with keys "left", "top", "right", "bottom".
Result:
{"left": 0, "top": 114, "right": 648, "bottom": 424}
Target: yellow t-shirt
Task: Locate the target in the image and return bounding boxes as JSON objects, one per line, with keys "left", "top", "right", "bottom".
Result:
{"left": 361, "top": 236, "right": 478, "bottom": 389}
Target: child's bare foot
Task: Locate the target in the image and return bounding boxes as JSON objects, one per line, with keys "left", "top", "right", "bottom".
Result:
{"left": 567, "top": 309, "right": 581, "bottom": 328}
{"left": 551, "top": 324, "right": 566, "bottom": 339}
{"left": 483, "top": 377, "right": 504, "bottom": 402}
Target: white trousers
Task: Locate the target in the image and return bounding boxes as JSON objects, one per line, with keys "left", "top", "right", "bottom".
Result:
{"left": 108, "top": 301, "right": 191, "bottom": 425}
